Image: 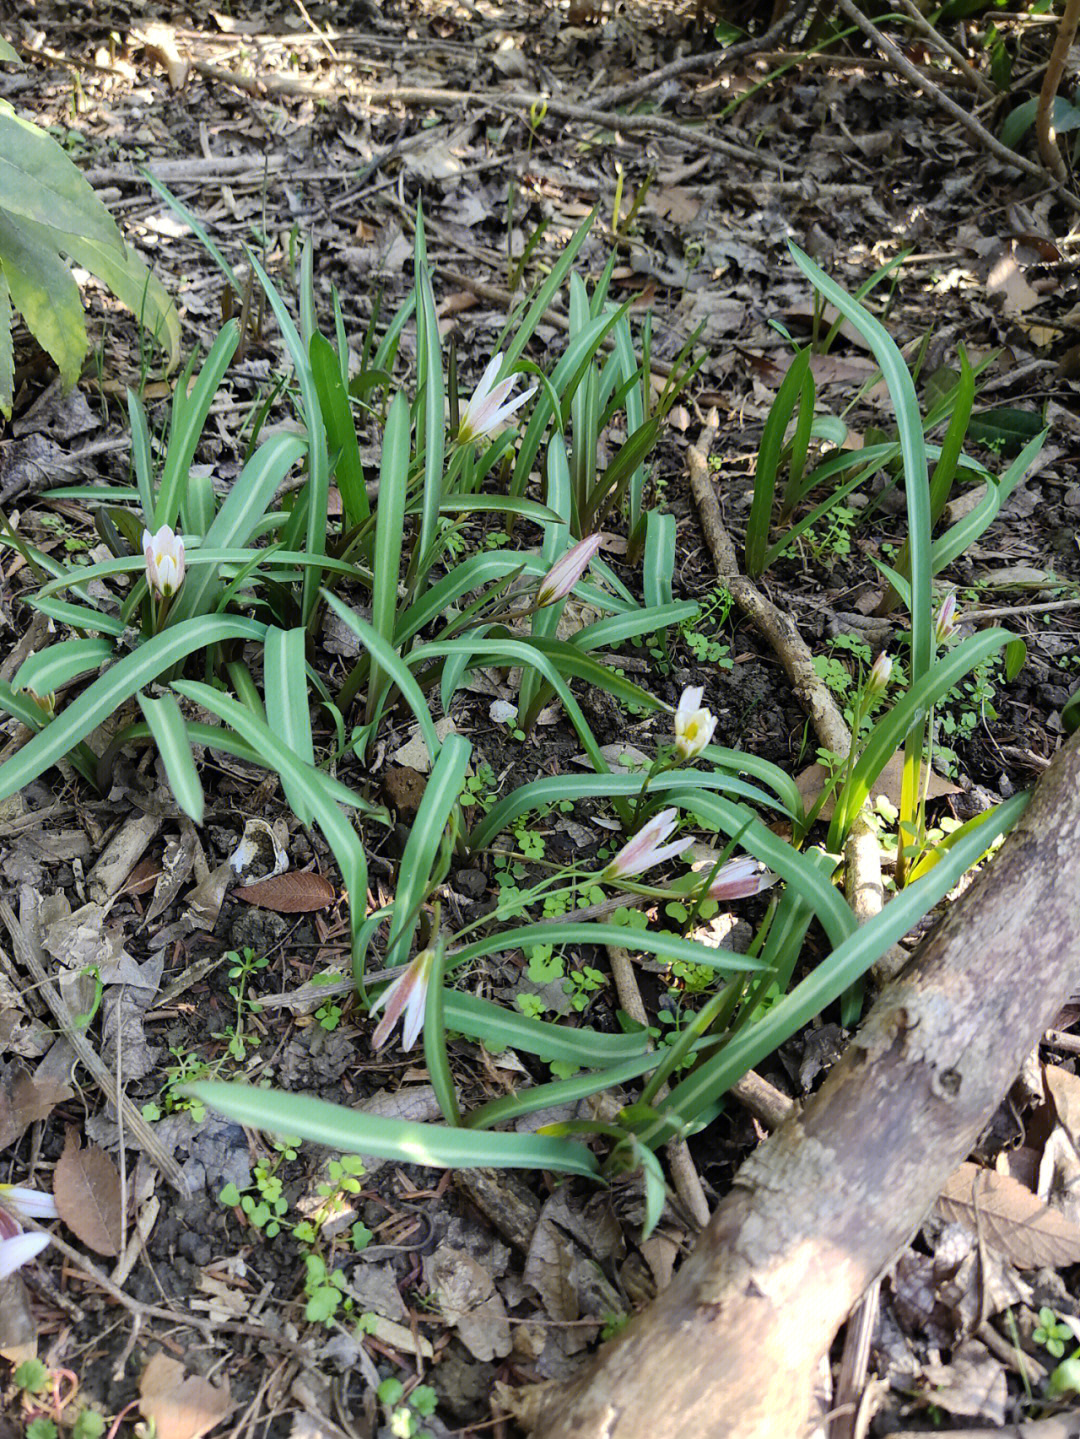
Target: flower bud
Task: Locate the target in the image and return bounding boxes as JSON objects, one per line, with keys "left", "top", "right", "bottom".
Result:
{"left": 536, "top": 534, "right": 603, "bottom": 607}
{"left": 935, "top": 593, "right": 958, "bottom": 644}
{"left": 866, "top": 652, "right": 892, "bottom": 698}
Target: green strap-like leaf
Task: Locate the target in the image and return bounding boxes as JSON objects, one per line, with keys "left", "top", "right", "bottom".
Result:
{"left": 182, "top": 1082, "right": 601, "bottom": 1178}
{"left": 264, "top": 626, "right": 315, "bottom": 825}
{"left": 14, "top": 637, "right": 114, "bottom": 696}
{"left": 137, "top": 692, "right": 204, "bottom": 823}
{"left": 0, "top": 616, "right": 266, "bottom": 803}
{"left": 171, "top": 680, "right": 368, "bottom": 958}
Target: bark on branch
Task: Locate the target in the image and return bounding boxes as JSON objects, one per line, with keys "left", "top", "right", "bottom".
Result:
{"left": 520, "top": 728, "right": 1080, "bottom": 1439}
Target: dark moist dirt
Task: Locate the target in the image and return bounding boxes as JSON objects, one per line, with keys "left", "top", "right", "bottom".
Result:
{"left": 2, "top": 0, "right": 1080, "bottom": 1433}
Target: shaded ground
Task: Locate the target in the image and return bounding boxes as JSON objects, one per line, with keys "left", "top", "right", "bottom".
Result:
{"left": 2, "top": 0, "right": 1080, "bottom": 1435}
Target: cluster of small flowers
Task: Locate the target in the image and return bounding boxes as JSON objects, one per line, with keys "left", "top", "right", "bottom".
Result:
{"left": 369, "top": 686, "right": 776, "bottom": 1053}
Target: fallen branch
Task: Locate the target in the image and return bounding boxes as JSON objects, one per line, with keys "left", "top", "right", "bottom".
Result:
{"left": 514, "top": 727, "right": 1080, "bottom": 1438}
{"left": 687, "top": 416, "right": 851, "bottom": 758}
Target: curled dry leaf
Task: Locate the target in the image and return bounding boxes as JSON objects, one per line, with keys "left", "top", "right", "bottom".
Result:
{"left": 53, "top": 1127, "right": 122, "bottom": 1257}
{"left": 936, "top": 1161, "right": 1080, "bottom": 1269}
{"left": 139, "top": 1352, "right": 232, "bottom": 1439}
{"left": 231, "top": 871, "right": 336, "bottom": 913}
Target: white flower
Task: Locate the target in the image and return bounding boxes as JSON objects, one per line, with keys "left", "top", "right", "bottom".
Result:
{"left": 142, "top": 525, "right": 186, "bottom": 599}
{"left": 706, "top": 855, "right": 778, "bottom": 901}
{"left": 458, "top": 353, "right": 536, "bottom": 444}
{"left": 536, "top": 534, "right": 603, "bottom": 607}
{"left": 370, "top": 947, "right": 437, "bottom": 1052}
{"left": 673, "top": 686, "right": 717, "bottom": 762}
{"left": 602, "top": 808, "right": 693, "bottom": 881}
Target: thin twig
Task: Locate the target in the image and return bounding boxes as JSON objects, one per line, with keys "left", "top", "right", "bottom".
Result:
{"left": 832, "top": 0, "right": 1080, "bottom": 212}
{"left": 890, "top": 0, "right": 993, "bottom": 97}
{"left": 598, "top": 0, "right": 815, "bottom": 109}
{"left": 0, "top": 899, "right": 189, "bottom": 1196}
{"left": 687, "top": 419, "right": 852, "bottom": 759}
{"left": 356, "top": 83, "right": 787, "bottom": 174}
{"left": 606, "top": 943, "right": 710, "bottom": 1229}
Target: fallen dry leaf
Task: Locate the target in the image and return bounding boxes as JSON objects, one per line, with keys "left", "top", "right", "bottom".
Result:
{"left": 232, "top": 871, "right": 336, "bottom": 912}
{"left": 53, "top": 1127, "right": 122, "bottom": 1257}
{"left": 1045, "top": 1063, "right": 1080, "bottom": 1142}
{"left": 139, "top": 1352, "right": 232, "bottom": 1439}
{"left": 936, "top": 1161, "right": 1080, "bottom": 1269}
{"left": 0, "top": 1072, "right": 73, "bottom": 1148}
{"left": 795, "top": 748, "right": 959, "bottom": 820}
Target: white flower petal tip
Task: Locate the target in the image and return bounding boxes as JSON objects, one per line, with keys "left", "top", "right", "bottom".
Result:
{"left": 536, "top": 534, "right": 603, "bottom": 608}
{"left": 458, "top": 353, "right": 536, "bottom": 444}
{"left": 705, "top": 855, "right": 779, "bottom": 902}
{"left": 0, "top": 1231, "right": 50, "bottom": 1280}
{"left": 142, "top": 524, "right": 186, "bottom": 599}
{"left": 674, "top": 685, "right": 717, "bottom": 762}
{"left": 602, "top": 807, "right": 694, "bottom": 881}
{"left": 370, "top": 947, "right": 438, "bottom": 1053}
{"left": 0, "top": 1185, "right": 58, "bottom": 1220}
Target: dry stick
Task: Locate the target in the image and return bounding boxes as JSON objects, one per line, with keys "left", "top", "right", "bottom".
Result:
{"left": 687, "top": 421, "right": 851, "bottom": 758}
{"left": 0, "top": 900, "right": 189, "bottom": 1197}
{"left": 890, "top": 0, "right": 994, "bottom": 97}
{"left": 829, "top": 811, "right": 886, "bottom": 1439}
{"left": 355, "top": 84, "right": 787, "bottom": 175}
{"left": 606, "top": 944, "right": 711, "bottom": 1229}
{"left": 524, "top": 729, "right": 1080, "bottom": 1439}
{"left": 1036, "top": 0, "right": 1080, "bottom": 181}
{"left": 598, "top": 0, "right": 814, "bottom": 109}
{"left": 831, "top": 0, "right": 1080, "bottom": 213}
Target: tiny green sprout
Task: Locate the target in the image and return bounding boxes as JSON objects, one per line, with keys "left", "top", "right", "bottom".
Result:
{"left": 527, "top": 944, "right": 562, "bottom": 984}
{"left": 1034, "top": 1306, "right": 1074, "bottom": 1358}
{"left": 72, "top": 1410, "right": 106, "bottom": 1439}
{"left": 219, "top": 1182, "right": 242, "bottom": 1207}
{"left": 15, "top": 1358, "right": 50, "bottom": 1395}
{"left": 410, "top": 1386, "right": 437, "bottom": 1418}
{"left": 304, "top": 1253, "right": 347, "bottom": 1324}
{"left": 565, "top": 966, "right": 606, "bottom": 1012}
{"left": 1048, "top": 1355, "right": 1080, "bottom": 1397}
{"left": 26, "top": 1420, "right": 58, "bottom": 1439}
{"left": 352, "top": 1221, "right": 373, "bottom": 1252}
{"left": 600, "top": 1311, "right": 631, "bottom": 1341}
{"left": 315, "top": 1000, "right": 342, "bottom": 1030}
{"left": 378, "top": 1378, "right": 405, "bottom": 1407}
